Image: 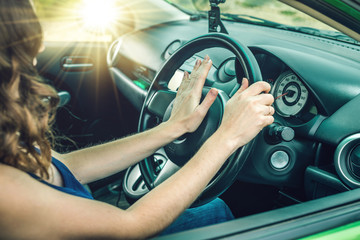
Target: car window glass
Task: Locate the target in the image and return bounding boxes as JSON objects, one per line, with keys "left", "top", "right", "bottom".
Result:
{"left": 172, "top": 0, "right": 336, "bottom": 31}
{"left": 34, "top": 0, "right": 123, "bottom": 42}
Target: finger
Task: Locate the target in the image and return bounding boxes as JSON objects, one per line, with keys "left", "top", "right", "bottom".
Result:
{"left": 177, "top": 71, "right": 190, "bottom": 92}
{"left": 196, "top": 57, "right": 212, "bottom": 84}
{"left": 191, "top": 56, "right": 212, "bottom": 94}
{"left": 263, "top": 105, "right": 275, "bottom": 116}
{"left": 252, "top": 93, "right": 274, "bottom": 106}
{"left": 196, "top": 88, "right": 219, "bottom": 117}
{"left": 240, "top": 78, "right": 249, "bottom": 91}
{"left": 242, "top": 81, "right": 271, "bottom": 97}
{"left": 192, "top": 59, "right": 202, "bottom": 72}
{"left": 265, "top": 115, "right": 275, "bottom": 126}
{"left": 258, "top": 115, "right": 275, "bottom": 129}
{"left": 190, "top": 55, "right": 210, "bottom": 75}
{"left": 182, "top": 71, "right": 190, "bottom": 85}
{"left": 269, "top": 106, "right": 275, "bottom": 115}
{"left": 233, "top": 78, "right": 249, "bottom": 97}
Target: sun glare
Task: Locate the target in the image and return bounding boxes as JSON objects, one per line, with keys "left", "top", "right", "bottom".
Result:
{"left": 80, "top": 0, "right": 119, "bottom": 33}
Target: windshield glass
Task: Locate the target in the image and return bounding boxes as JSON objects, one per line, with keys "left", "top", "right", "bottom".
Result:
{"left": 33, "top": 0, "right": 358, "bottom": 44}
{"left": 169, "top": 0, "right": 358, "bottom": 45}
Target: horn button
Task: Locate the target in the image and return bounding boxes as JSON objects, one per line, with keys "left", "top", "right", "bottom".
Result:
{"left": 163, "top": 88, "right": 225, "bottom": 166}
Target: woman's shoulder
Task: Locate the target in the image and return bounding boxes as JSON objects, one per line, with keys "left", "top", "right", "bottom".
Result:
{"left": 0, "top": 163, "right": 28, "bottom": 182}
{"left": 0, "top": 164, "right": 37, "bottom": 236}
{"left": 0, "top": 163, "right": 41, "bottom": 201}
{"left": 0, "top": 162, "right": 83, "bottom": 238}
{"left": 0, "top": 163, "right": 52, "bottom": 206}
{"left": 0, "top": 163, "right": 67, "bottom": 239}
{"left": 0, "top": 163, "right": 129, "bottom": 239}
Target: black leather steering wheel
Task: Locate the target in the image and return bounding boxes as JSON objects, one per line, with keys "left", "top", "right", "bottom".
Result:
{"left": 138, "top": 33, "right": 262, "bottom": 206}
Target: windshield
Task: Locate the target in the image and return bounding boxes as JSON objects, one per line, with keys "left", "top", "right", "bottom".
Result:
{"left": 33, "top": 0, "right": 358, "bottom": 44}
{"left": 168, "top": 0, "right": 359, "bottom": 45}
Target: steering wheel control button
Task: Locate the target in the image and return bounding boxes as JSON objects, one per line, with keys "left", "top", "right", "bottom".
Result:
{"left": 265, "top": 123, "right": 295, "bottom": 144}
{"left": 270, "top": 151, "right": 290, "bottom": 170}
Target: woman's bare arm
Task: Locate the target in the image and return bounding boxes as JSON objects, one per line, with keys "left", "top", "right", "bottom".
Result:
{"left": 0, "top": 67, "right": 273, "bottom": 239}
{"left": 58, "top": 57, "right": 217, "bottom": 184}
{"left": 0, "top": 133, "right": 233, "bottom": 239}
{"left": 0, "top": 98, "right": 272, "bottom": 240}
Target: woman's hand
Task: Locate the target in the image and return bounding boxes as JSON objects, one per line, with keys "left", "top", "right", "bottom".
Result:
{"left": 167, "top": 56, "right": 218, "bottom": 133}
{"left": 216, "top": 78, "right": 275, "bottom": 152}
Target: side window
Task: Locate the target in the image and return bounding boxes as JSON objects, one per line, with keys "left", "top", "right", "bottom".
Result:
{"left": 33, "top": 0, "right": 133, "bottom": 42}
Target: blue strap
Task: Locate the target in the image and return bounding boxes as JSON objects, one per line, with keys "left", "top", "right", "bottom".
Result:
{"left": 28, "top": 157, "right": 93, "bottom": 200}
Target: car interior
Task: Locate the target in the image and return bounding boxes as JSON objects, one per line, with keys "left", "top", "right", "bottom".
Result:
{"left": 35, "top": 0, "right": 360, "bottom": 238}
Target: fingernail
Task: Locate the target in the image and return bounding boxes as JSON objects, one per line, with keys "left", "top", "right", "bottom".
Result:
{"left": 242, "top": 78, "right": 246, "bottom": 85}
{"left": 210, "top": 88, "right": 218, "bottom": 96}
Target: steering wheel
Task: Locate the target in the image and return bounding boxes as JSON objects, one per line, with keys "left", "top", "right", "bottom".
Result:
{"left": 138, "top": 33, "right": 262, "bottom": 206}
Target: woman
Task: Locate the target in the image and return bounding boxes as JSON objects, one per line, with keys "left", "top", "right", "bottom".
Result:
{"left": 0, "top": 0, "right": 274, "bottom": 239}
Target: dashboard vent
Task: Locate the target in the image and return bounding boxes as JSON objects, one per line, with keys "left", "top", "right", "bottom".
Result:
{"left": 334, "top": 133, "right": 360, "bottom": 189}
{"left": 162, "top": 40, "right": 184, "bottom": 60}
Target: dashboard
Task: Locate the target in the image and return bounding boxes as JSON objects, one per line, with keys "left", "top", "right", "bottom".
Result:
{"left": 108, "top": 17, "right": 360, "bottom": 195}
{"left": 109, "top": 44, "right": 320, "bottom": 126}
{"left": 254, "top": 52, "right": 317, "bottom": 125}
{"left": 174, "top": 53, "right": 319, "bottom": 125}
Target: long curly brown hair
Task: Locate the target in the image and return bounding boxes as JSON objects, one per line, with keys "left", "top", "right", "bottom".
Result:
{"left": 0, "top": 0, "right": 59, "bottom": 179}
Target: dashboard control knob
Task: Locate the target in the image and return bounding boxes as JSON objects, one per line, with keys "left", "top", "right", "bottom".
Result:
{"left": 265, "top": 123, "right": 295, "bottom": 144}
{"left": 270, "top": 150, "right": 290, "bottom": 170}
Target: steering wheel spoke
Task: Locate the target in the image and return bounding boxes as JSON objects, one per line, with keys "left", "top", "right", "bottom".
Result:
{"left": 147, "top": 90, "right": 176, "bottom": 119}
{"left": 153, "top": 152, "right": 180, "bottom": 187}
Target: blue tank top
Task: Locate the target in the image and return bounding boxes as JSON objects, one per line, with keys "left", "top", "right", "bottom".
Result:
{"left": 29, "top": 157, "right": 93, "bottom": 200}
